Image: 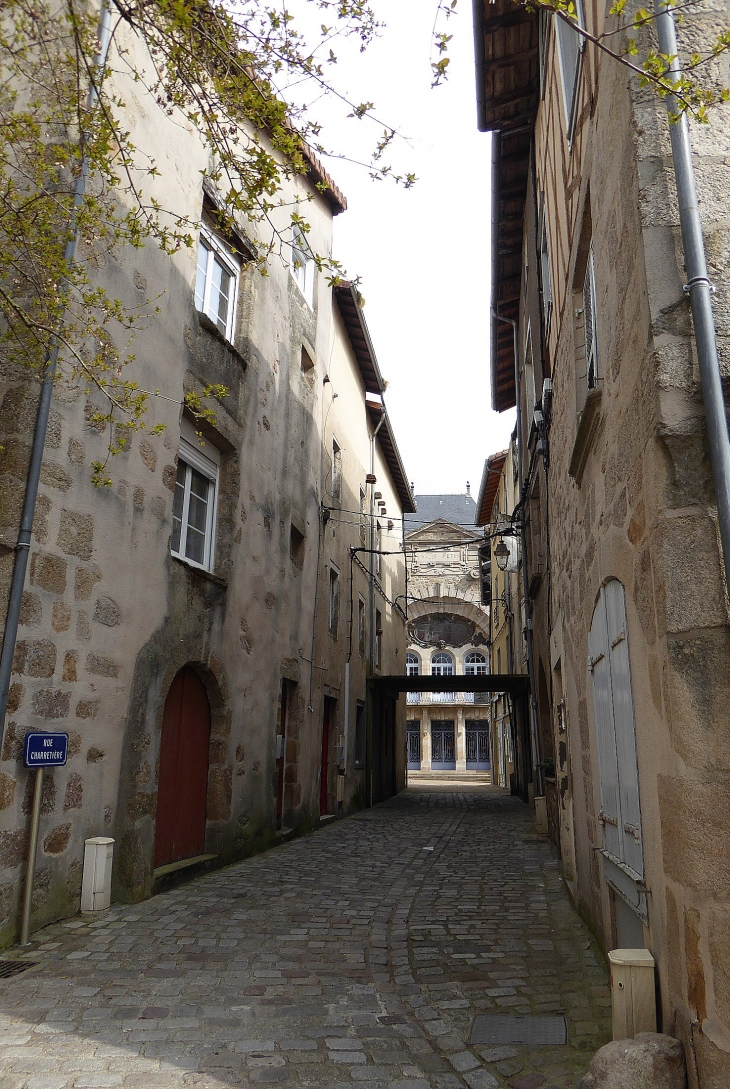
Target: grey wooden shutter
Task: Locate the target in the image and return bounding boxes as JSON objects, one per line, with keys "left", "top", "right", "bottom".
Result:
{"left": 588, "top": 589, "right": 622, "bottom": 860}
{"left": 604, "top": 580, "right": 644, "bottom": 878}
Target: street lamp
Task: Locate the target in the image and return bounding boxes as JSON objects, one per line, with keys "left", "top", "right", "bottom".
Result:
{"left": 493, "top": 539, "right": 510, "bottom": 571}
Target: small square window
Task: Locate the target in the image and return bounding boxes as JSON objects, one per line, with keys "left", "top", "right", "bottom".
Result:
{"left": 195, "top": 229, "right": 240, "bottom": 341}
{"left": 171, "top": 427, "right": 220, "bottom": 572}
{"left": 301, "top": 345, "right": 315, "bottom": 373}
{"left": 290, "top": 523, "right": 305, "bottom": 568}
{"left": 291, "top": 225, "right": 315, "bottom": 307}
{"left": 329, "top": 565, "right": 340, "bottom": 637}
{"left": 331, "top": 438, "right": 342, "bottom": 502}
{"left": 358, "top": 596, "right": 366, "bottom": 658}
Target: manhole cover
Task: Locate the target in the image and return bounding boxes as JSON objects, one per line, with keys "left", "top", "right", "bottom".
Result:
{"left": 469, "top": 1014, "right": 567, "bottom": 1047}
{"left": 0, "top": 960, "right": 36, "bottom": 980}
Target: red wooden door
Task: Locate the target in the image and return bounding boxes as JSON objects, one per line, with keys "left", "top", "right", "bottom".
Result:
{"left": 320, "top": 699, "right": 331, "bottom": 816}
{"left": 154, "top": 666, "right": 211, "bottom": 867}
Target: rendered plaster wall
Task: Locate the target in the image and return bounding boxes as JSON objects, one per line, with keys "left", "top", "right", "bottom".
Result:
{"left": 312, "top": 304, "right": 408, "bottom": 812}
{"left": 534, "top": 3, "right": 730, "bottom": 1082}
{"left": 0, "top": 23, "right": 342, "bottom": 941}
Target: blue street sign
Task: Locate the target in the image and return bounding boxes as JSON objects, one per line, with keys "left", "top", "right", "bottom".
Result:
{"left": 23, "top": 732, "right": 68, "bottom": 768}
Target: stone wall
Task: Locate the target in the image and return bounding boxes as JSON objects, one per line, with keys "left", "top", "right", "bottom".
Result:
{"left": 522, "top": 2, "right": 730, "bottom": 1082}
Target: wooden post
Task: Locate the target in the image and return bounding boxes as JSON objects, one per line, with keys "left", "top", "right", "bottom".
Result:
{"left": 20, "top": 766, "right": 44, "bottom": 946}
{"left": 608, "top": 948, "right": 656, "bottom": 1038}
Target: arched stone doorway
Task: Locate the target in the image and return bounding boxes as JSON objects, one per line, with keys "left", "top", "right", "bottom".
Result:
{"left": 154, "top": 665, "right": 211, "bottom": 868}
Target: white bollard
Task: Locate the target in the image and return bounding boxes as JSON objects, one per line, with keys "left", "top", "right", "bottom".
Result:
{"left": 81, "top": 837, "right": 114, "bottom": 912}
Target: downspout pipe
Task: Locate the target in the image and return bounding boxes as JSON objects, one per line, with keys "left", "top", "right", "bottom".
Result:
{"left": 492, "top": 310, "right": 543, "bottom": 799}
{"left": 0, "top": 0, "right": 113, "bottom": 749}
{"left": 655, "top": 1, "right": 730, "bottom": 581}
{"left": 367, "top": 405, "right": 387, "bottom": 807}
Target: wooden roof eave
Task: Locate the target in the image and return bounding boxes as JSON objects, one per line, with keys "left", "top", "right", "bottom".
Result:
{"left": 473, "top": 0, "right": 538, "bottom": 413}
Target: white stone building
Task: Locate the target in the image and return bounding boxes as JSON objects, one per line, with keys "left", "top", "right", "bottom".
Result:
{"left": 404, "top": 493, "right": 491, "bottom": 780}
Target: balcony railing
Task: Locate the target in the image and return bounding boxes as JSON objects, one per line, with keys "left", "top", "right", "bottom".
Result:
{"left": 405, "top": 691, "right": 490, "bottom": 706}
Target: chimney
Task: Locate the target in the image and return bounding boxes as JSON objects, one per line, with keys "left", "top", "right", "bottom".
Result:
{"left": 466, "top": 481, "right": 471, "bottom": 496}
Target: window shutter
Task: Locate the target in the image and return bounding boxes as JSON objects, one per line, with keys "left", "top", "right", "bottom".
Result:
{"left": 604, "top": 580, "right": 644, "bottom": 878}
{"left": 589, "top": 589, "right": 622, "bottom": 859}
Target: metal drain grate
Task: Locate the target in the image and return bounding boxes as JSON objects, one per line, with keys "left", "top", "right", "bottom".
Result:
{"left": 0, "top": 960, "right": 36, "bottom": 980}
{"left": 469, "top": 1014, "right": 567, "bottom": 1047}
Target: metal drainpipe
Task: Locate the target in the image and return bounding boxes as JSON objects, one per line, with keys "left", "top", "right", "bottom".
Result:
{"left": 366, "top": 406, "right": 386, "bottom": 807}
{"left": 0, "top": 0, "right": 113, "bottom": 751}
{"left": 654, "top": 0, "right": 730, "bottom": 581}
{"left": 492, "top": 310, "right": 543, "bottom": 798}
{"left": 368, "top": 407, "right": 387, "bottom": 673}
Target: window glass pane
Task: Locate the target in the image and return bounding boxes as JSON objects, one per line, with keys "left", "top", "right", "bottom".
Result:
{"left": 211, "top": 256, "right": 231, "bottom": 334}
{"left": 195, "top": 241, "right": 209, "bottom": 311}
{"left": 171, "top": 461, "right": 187, "bottom": 554}
{"left": 185, "top": 467, "right": 210, "bottom": 565}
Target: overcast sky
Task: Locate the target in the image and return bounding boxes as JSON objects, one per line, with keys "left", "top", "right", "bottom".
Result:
{"left": 290, "top": 0, "right": 516, "bottom": 497}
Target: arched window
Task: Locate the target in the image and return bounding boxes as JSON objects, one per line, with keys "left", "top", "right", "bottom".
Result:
{"left": 465, "top": 652, "right": 488, "bottom": 676}
{"left": 431, "top": 652, "right": 454, "bottom": 676}
{"left": 406, "top": 653, "right": 420, "bottom": 677}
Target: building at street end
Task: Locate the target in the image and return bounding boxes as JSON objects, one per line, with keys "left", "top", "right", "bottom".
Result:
{"left": 404, "top": 492, "right": 491, "bottom": 780}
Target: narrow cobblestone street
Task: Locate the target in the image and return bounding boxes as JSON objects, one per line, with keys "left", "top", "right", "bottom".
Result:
{"left": 0, "top": 787, "right": 611, "bottom": 1089}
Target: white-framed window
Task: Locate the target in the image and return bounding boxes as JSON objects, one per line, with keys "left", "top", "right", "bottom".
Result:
{"left": 171, "top": 419, "right": 220, "bottom": 572}
{"left": 406, "top": 653, "right": 420, "bottom": 676}
{"left": 328, "top": 564, "right": 340, "bottom": 637}
{"left": 291, "top": 224, "right": 315, "bottom": 307}
{"left": 555, "top": 1, "right": 585, "bottom": 137}
{"left": 583, "top": 243, "right": 599, "bottom": 389}
{"left": 195, "top": 228, "right": 240, "bottom": 341}
{"left": 465, "top": 652, "right": 488, "bottom": 675}
{"left": 431, "top": 652, "right": 454, "bottom": 676}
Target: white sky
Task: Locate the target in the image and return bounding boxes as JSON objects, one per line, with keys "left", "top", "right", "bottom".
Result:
{"left": 290, "top": 0, "right": 516, "bottom": 496}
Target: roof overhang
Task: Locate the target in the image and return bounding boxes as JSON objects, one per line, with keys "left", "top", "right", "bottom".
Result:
{"left": 366, "top": 403, "right": 417, "bottom": 515}
{"left": 475, "top": 449, "right": 508, "bottom": 525}
{"left": 473, "top": 0, "right": 538, "bottom": 412}
{"left": 334, "top": 283, "right": 385, "bottom": 396}
{"left": 301, "top": 143, "right": 347, "bottom": 215}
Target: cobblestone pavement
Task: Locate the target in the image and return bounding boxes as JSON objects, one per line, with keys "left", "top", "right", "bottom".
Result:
{"left": 0, "top": 786, "right": 611, "bottom": 1089}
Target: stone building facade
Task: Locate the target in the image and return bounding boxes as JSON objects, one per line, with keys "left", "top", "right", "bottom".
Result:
{"left": 404, "top": 494, "right": 491, "bottom": 780}
{"left": 475, "top": 0, "right": 730, "bottom": 1080}
{"left": 0, "top": 24, "right": 412, "bottom": 945}
{"left": 475, "top": 442, "right": 524, "bottom": 794}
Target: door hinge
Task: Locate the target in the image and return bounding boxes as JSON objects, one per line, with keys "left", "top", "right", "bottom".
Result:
{"left": 623, "top": 822, "right": 641, "bottom": 841}
{"left": 611, "top": 629, "right": 626, "bottom": 649}
{"left": 598, "top": 809, "right": 618, "bottom": 827}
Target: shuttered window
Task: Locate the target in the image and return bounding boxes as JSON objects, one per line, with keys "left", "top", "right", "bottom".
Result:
{"left": 583, "top": 244, "right": 598, "bottom": 389}
{"left": 588, "top": 580, "right": 644, "bottom": 879}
